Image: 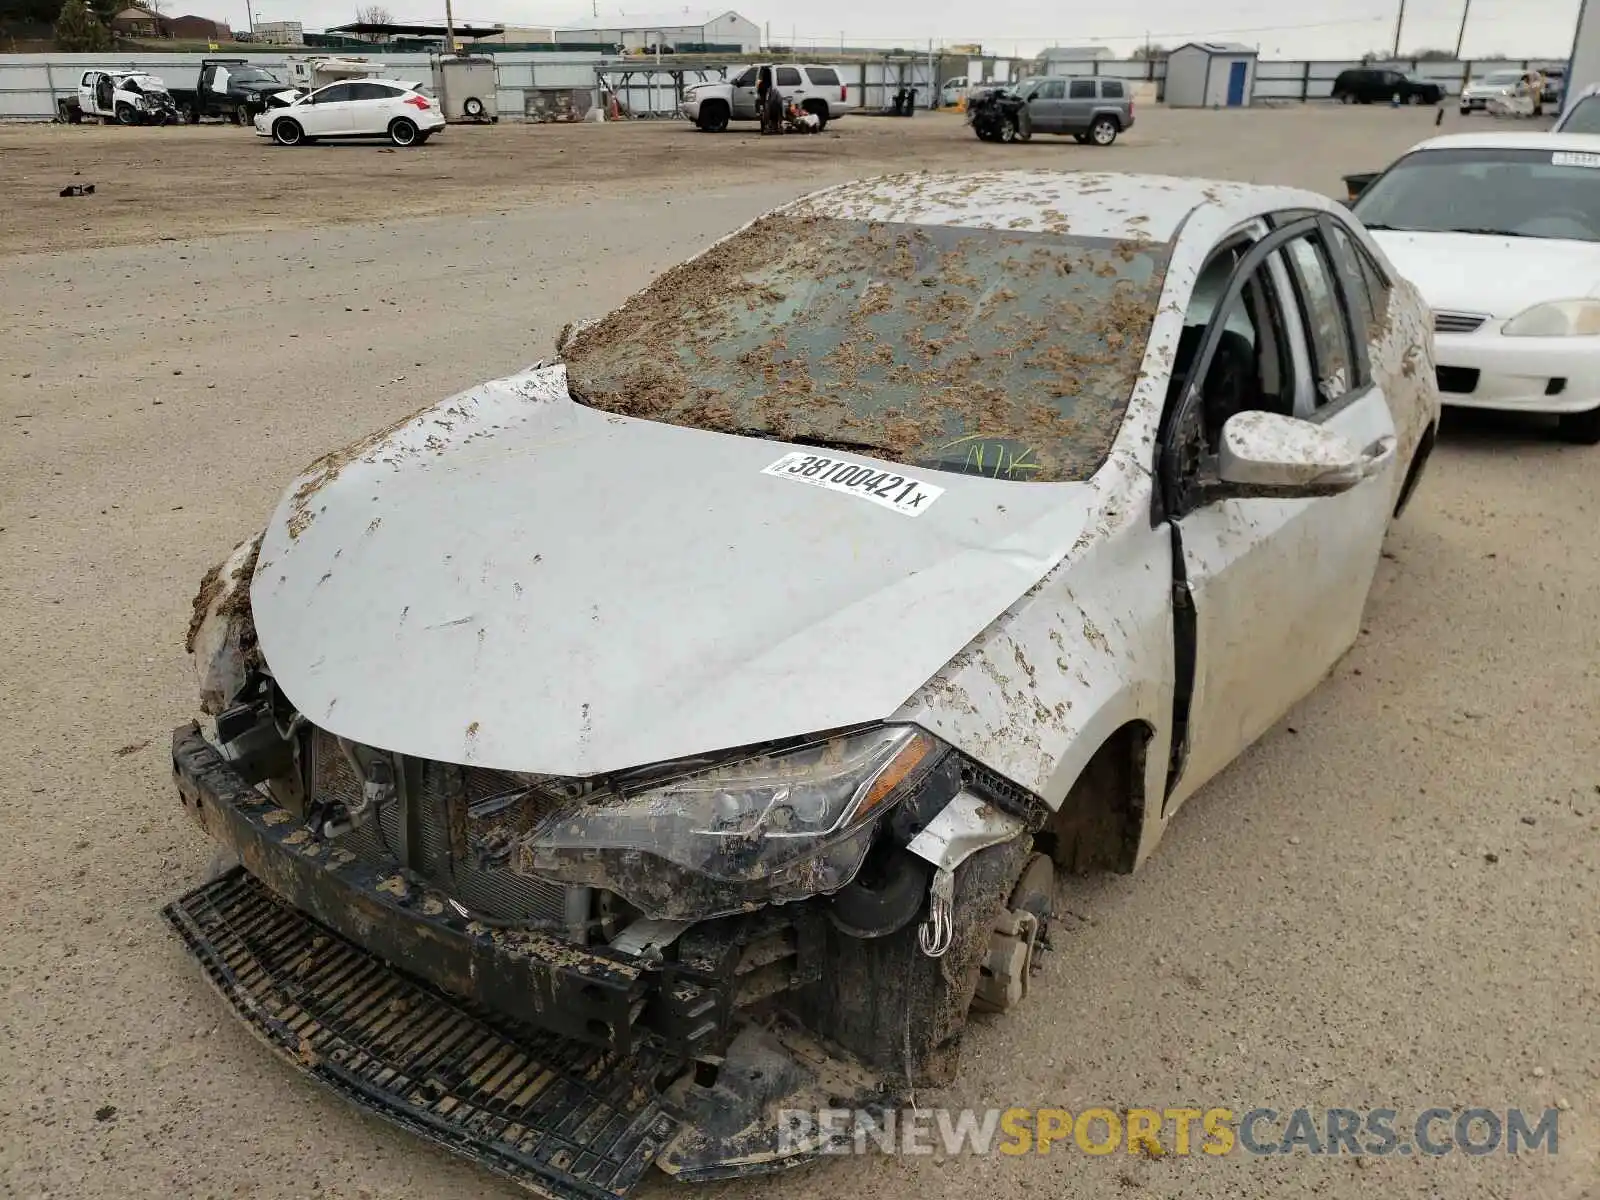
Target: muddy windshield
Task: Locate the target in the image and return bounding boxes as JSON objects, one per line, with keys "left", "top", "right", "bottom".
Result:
{"left": 562, "top": 215, "right": 1169, "bottom": 483}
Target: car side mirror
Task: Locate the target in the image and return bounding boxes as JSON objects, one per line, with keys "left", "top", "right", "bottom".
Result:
{"left": 1211, "top": 411, "right": 1382, "bottom": 499}
{"left": 1027, "top": 91, "right": 1040, "bottom": 101}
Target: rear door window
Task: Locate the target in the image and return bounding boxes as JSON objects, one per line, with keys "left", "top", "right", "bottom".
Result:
{"left": 775, "top": 67, "right": 802, "bottom": 87}
{"left": 348, "top": 82, "right": 402, "bottom": 101}
{"left": 806, "top": 67, "right": 840, "bottom": 87}
{"left": 1283, "top": 234, "right": 1360, "bottom": 404}
{"left": 1069, "top": 79, "right": 1097, "bottom": 99}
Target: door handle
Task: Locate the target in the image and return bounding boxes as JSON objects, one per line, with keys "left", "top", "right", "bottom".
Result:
{"left": 1358, "top": 435, "right": 1397, "bottom": 479}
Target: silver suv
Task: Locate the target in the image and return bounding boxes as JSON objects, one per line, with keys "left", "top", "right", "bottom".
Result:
{"left": 971, "top": 75, "right": 1134, "bottom": 145}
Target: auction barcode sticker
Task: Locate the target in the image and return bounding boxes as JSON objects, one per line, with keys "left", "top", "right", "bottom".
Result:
{"left": 1553, "top": 151, "right": 1600, "bottom": 168}
{"left": 762, "top": 452, "right": 945, "bottom": 516}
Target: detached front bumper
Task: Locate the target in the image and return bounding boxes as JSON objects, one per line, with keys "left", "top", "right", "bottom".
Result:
{"left": 168, "top": 722, "right": 738, "bottom": 1059}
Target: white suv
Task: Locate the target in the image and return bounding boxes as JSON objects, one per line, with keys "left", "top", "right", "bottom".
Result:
{"left": 681, "top": 64, "right": 854, "bottom": 131}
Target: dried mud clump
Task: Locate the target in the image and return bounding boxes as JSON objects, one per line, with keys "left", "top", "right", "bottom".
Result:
{"left": 562, "top": 211, "right": 1170, "bottom": 484}
{"left": 185, "top": 539, "right": 262, "bottom": 666}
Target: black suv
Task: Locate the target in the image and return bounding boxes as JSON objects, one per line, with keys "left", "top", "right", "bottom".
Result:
{"left": 1331, "top": 68, "right": 1443, "bottom": 106}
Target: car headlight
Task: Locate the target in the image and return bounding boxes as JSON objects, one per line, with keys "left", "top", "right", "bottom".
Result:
{"left": 518, "top": 726, "right": 947, "bottom": 920}
{"left": 1501, "top": 299, "right": 1600, "bottom": 337}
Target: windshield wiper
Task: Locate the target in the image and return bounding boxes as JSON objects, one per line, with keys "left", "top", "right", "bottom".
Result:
{"left": 732, "top": 428, "right": 889, "bottom": 455}
{"left": 1449, "top": 227, "right": 1536, "bottom": 238}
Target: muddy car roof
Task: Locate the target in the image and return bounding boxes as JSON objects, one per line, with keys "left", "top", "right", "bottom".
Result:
{"left": 783, "top": 170, "right": 1329, "bottom": 244}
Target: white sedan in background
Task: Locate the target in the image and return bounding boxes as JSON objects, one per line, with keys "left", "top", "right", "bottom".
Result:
{"left": 254, "top": 78, "right": 444, "bottom": 147}
{"left": 1351, "top": 131, "right": 1600, "bottom": 443}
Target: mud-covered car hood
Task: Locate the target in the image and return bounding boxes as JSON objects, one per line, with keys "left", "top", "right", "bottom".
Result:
{"left": 251, "top": 366, "right": 1102, "bottom": 776}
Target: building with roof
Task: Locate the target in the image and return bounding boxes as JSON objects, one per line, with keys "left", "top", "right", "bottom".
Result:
{"left": 249, "top": 19, "right": 304, "bottom": 43}
{"left": 553, "top": 9, "right": 759, "bottom": 53}
{"left": 1162, "top": 41, "right": 1259, "bottom": 107}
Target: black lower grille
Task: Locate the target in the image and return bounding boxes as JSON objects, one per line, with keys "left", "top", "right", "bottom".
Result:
{"left": 163, "top": 868, "right": 679, "bottom": 1200}
{"left": 1436, "top": 365, "right": 1480, "bottom": 394}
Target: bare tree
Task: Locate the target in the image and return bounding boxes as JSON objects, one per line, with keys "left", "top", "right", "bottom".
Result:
{"left": 355, "top": 4, "right": 392, "bottom": 23}
{"left": 1130, "top": 43, "right": 1166, "bottom": 61}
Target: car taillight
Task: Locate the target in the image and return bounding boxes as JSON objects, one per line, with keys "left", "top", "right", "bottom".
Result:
{"left": 840, "top": 84, "right": 847, "bottom": 102}
{"left": 405, "top": 94, "right": 431, "bottom": 110}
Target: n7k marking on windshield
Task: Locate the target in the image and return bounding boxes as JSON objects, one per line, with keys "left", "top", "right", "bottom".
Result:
{"left": 762, "top": 453, "right": 946, "bottom": 516}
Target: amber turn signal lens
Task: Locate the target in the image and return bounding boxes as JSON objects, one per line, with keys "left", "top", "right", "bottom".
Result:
{"left": 853, "top": 731, "right": 940, "bottom": 821}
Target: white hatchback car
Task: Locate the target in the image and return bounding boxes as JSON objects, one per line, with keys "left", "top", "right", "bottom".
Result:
{"left": 1352, "top": 131, "right": 1600, "bottom": 442}
{"left": 254, "top": 78, "right": 444, "bottom": 147}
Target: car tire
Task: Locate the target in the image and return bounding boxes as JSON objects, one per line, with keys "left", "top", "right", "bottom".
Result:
{"left": 802, "top": 99, "right": 829, "bottom": 130}
{"left": 116, "top": 103, "right": 139, "bottom": 126}
{"left": 1459, "top": 106, "right": 1471, "bottom": 116}
{"left": 1336, "top": 91, "right": 1352, "bottom": 104}
{"left": 1558, "top": 407, "right": 1600, "bottom": 444}
{"left": 186, "top": 104, "right": 200, "bottom": 124}
{"left": 271, "top": 117, "right": 304, "bottom": 146}
{"left": 388, "top": 117, "right": 420, "bottom": 146}
{"left": 696, "top": 99, "right": 729, "bottom": 131}
{"left": 463, "top": 96, "right": 485, "bottom": 117}
{"left": 1088, "top": 115, "right": 1118, "bottom": 145}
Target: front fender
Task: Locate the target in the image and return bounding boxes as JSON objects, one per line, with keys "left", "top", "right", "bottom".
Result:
{"left": 895, "top": 520, "right": 1174, "bottom": 813}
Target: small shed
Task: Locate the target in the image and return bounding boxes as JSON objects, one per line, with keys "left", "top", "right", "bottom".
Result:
{"left": 1163, "top": 41, "right": 1258, "bottom": 108}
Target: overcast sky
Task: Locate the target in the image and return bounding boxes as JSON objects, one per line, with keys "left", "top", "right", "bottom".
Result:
{"left": 255, "top": 0, "right": 1582, "bottom": 60}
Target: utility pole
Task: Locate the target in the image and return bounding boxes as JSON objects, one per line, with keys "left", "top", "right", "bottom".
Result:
{"left": 1453, "top": 0, "right": 1472, "bottom": 59}
{"left": 443, "top": 0, "right": 456, "bottom": 52}
{"left": 1391, "top": 0, "right": 1406, "bottom": 59}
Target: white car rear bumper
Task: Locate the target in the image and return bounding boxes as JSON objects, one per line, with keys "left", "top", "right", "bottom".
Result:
{"left": 1434, "top": 330, "right": 1600, "bottom": 414}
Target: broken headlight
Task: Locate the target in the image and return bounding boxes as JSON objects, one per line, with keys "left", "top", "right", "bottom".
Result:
{"left": 518, "top": 726, "right": 944, "bottom": 921}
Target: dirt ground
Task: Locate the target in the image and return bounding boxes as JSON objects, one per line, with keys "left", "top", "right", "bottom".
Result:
{"left": 1, "top": 105, "right": 1596, "bottom": 1199}
{"left": 0, "top": 103, "right": 1469, "bottom": 257}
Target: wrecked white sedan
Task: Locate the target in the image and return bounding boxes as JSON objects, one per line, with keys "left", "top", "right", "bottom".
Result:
{"left": 169, "top": 170, "right": 1438, "bottom": 1197}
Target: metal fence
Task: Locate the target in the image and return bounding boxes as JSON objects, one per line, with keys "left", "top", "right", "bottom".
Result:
{"left": 0, "top": 50, "right": 1574, "bottom": 121}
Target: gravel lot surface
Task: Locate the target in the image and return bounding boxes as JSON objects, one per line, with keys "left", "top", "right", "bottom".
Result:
{"left": 1, "top": 105, "right": 1594, "bottom": 1199}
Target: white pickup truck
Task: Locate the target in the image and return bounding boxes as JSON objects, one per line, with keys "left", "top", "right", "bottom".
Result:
{"left": 680, "top": 63, "right": 853, "bottom": 131}
{"left": 59, "top": 70, "right": 181, "bottom": 125}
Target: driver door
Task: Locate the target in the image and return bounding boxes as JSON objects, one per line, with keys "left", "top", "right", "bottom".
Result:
{"left": 730, "top": 67, "right": 759, "bottom": 118}
{"left": 1029, "top": 78, "right": 1066, "bottom": 132}
{"left": 1162, "top": 215, "right": 1399, "bottom": 811}
{"left": 296, "top": 82, "right": 355, "bottom": 135}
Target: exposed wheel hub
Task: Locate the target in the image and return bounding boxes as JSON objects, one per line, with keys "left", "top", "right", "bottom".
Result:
{"left": 971, "top": 852, "right": 1053, "bottom": 1014}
